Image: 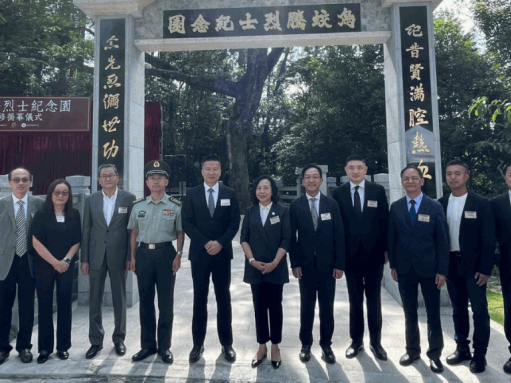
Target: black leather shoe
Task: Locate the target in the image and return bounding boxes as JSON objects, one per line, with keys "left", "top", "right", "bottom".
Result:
{"left": 469, "top": 355, "right": 486, "bottom": 373}
{"left": 85, "top": 345, "right": 103, "bottom": 359}
{"left": 346, "top": 342, "right": 364, "bottom": 359}
{"left": 114, "top": 342, "right": 126, "bottom": 356}
{"left": 370, "top": 344, "right": 387, "bottom": 361}
{"left": 399, "top": 353, "right": 420, "bottom": 366}
{"left": 251, "top": 351, "right": 267, "bottom": 368}
{"left": 189, "top": 345, "right": 204, "bottom": 363}
{"left": 504, "top": 357, "right": 511, "bottom": 373}
{"left": 37, "top": 351, "right": 50, "bottom": 364}
{"left": 446, "top": 349, "right": 472, "bottom": 365}
{"left": 161, "top": 349, "right": 173, "bottom": 364}
{"left": 299, "top": 345, "right": 311, "bottom": 363}
{"left": 57, "top": 351, "right": 69, "bottom": 360}
{"left": 271, "top": 347, "right": 281, "bottom": 369}
{"left": 430, "top": 358, "right": 444, "bottom": 373}
{"left": 321, "top": 346, "right": 336, "bottom": 364}
{"left": 19, "top": 349, "right": 32, "bottom": 363}
{"left": 132, "top": 348, "right": 157, "bottom": 362}
{"left": 222, "top": 345, "right": 236, "bottom": 362}
{"left": 0, "top": 351, "right": 9, "bottom": 365}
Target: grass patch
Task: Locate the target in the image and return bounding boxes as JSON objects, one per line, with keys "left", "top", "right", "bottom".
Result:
{"left": 487, "top": 289, "right": 505, "bottom": 326}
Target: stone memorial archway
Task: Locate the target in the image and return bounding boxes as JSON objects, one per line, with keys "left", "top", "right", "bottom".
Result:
{"left": 73, "top": 0, "right": 445, "bottom": 305}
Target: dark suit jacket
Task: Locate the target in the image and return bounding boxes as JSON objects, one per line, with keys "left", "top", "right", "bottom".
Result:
{"left": 388, "top": 194, "right": 450, "bottom": 278}
{"left": 333, "top": 181, "right": 388, "bottom": 272}
{"left": 491, "top": 192, "right": 511, "bottom": 273}
{"left": 241, "top": 203, "right": 291, "bottom": 285}
{"left": 289, "top": 194, "right": 346, "bottom": 273}
{"left": 182, "top": 184, "right": 241, "bottom": 261}
{"left": 0, "top": 194, "right": 44, "bottom": 280}
{"left": 439, "top": 191, "right": 495, "bottom": 277}
{"left": 81, "top": 189, "right": 136, "bottom": 270}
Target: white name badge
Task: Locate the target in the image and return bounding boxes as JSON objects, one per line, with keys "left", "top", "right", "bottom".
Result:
{"left": 220, "top": 199, "right": 230, "bottom": 206}
{"left": 270, "top": 216, "right": 280, "bottom": 225}
{"left": 56, "top": 216, "right": 65, "bottom": 223}
{"left": 418, "top": 214, "right": 430, "bottom": 223}
{"left": 465, "top": 211, "right": 477, "bottom": 219}
{"left": 321, "top": 213, "right": 332, "bottom": 220}
{"left": 367, "top": 200, "right": 378, "bottom": 208}
{"left": 118, "top": 207, "right": 128, "bottom": 214}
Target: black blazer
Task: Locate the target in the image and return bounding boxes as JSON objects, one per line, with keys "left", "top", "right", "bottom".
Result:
{"left": 332, "top": 181, "right": 389, "bottom": 271}
{"left": 289, "top": 194, "right": 345, "bottom": 273}
{"left": 438, "top": 191, "right": 496, "bottom": 277}
{"left": 388, "top": 195, "right": 449, "bottom": 278}
{"left": 491, "top": 193, "right": 511, "bottom": 273}
{"left": 240, "top": 203, "right": 291, "bottom": 285}
{"left": 182, "top": 184, "right": 241, "bottom": 261}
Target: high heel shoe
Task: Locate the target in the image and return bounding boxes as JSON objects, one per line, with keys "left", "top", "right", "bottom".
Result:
{"left": 251, "top": 350, "right": 267, "bottom": 368}
{"left": 271, "top": 347, "right": 281, "bottom": 369}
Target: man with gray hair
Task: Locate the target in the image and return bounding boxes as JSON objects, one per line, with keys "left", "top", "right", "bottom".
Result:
{"left": 81, "top": 164, "right": 136, "bottom": 359}
{"left": 0, "top": 168, "right": 43, "bottom": 365}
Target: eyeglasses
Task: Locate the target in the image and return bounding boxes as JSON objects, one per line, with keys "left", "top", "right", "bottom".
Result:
{"left": 53, "top": 191, "right": 70, "bottom": 197}
{"left": 402, "top": 177, "right": 421, "bottom": 182}
{"left": 303, "top": 176, "right": 321, "bottom": 181}
{"left": 99, "top": 174, "right": 117, "bottom": 179}
{"left": 11, "top": 178, "right": 30, "bottom": 183}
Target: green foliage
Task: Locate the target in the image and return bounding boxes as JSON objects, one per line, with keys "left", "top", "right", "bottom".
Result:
{"left": 487, "top": 289, "right": 505, "bottom": 326}
{"left": 0, "top": 0, "right": 94, "bottom": 97}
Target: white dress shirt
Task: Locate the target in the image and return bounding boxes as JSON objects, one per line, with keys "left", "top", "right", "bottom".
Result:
{"left": 204, "top": 182, "right": 219, "bottom": 209}
{"left": 306, "top": 192, "right": 321, "bottom": 213}
{"left": 406, "top": 192, "right": 424, "bottom": 212}
{"left": 350, "top": 180, "right": 365, "bottom": 212}
{"left": 12, "top": 193, "right": 28, "bottom": 220}
{"left": 259, "top": 202, "right": 273, "bottom": 225}
{"left": 447, "top": 192, "right": 468, "bottom": 252}
{"left": 102, "top": 187, "right": 118, "bottom": 226}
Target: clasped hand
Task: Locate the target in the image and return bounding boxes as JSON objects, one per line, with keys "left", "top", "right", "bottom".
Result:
{"left": 53, "top": 260, "right": 69, "bottom": 273}
{"left": 251, "top": 260, "right": 276, "bottom": 274}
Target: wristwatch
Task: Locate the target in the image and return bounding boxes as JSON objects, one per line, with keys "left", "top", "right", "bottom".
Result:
{"left": 63, "top": 257, "right": 71, "bottom": 265}
{"left": 248, "top": 258, "right": 255, "bottom": 264}
{"left": 177, "top": 251, "right": 183, "bottom": 256}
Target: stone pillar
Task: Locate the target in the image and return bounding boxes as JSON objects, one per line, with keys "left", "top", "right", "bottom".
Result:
{"left": 383, "top": 2, "right": 448, "bottom": 306}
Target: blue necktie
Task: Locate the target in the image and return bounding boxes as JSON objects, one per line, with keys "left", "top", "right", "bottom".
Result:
{"left": 409, "top": 199, "right": 416, "bottom": 223}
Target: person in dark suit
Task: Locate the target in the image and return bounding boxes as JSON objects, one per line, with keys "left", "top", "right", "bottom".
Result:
{"left": 491, "top": 164, "right": 511, "bottom": 374}
{"left": 388, "top": 166, "right": 449, "bottom": 373}
{"left": 0, "top": 168, "right": 44, "bottom": 365}
{"left": 438, "top": 160, "right": 495, "bottom": 374}
{"left": 241, "top": 175, "right": 291, "bottom": 369}
{"left": 31, "top": 179, "right": 81, "bottom": 364}
{"left": 81, "top": 164, "right": 136, "bottom": 359}
{"left": 332, "top": 154, "right": 389, "bottom": 361}
{"left": 182, "top": 155, "right": 241, "bottom": 363}
{"left": 289, "top": 164, "right": 345, "bottom": 364}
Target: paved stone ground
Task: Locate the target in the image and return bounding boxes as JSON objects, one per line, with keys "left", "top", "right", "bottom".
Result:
{"left": 1, "top": 234, "right": 510, "bottom": 382}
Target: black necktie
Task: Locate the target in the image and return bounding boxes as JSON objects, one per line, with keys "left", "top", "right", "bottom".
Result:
{"left": 410, "top": 199, "right": 417, "bottom": 223}
{"left": 354, "top": 186, "right": 362, "bottom": 219}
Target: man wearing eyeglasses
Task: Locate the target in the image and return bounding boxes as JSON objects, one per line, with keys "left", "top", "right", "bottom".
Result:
{"left": 0, "top": 168, "right": 44, "bottom": 365}
{"left": 81, "top": 164, "right": 136, "bottom": 360}
{"left": 388, "top": 166, "right": 449, "bottom": 373}
{"left": 127, "top": 160, "right": 184, "bottom": 364}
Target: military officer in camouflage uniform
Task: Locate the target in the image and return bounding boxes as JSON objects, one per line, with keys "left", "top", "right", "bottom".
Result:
{"left": 127, "top": 160, "right": 184, "bottom": 364}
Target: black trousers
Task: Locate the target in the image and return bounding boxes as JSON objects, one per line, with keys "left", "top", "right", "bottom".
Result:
{"left": 0, "top": 253, "right": 35, "bottom": 353}
{"left": 135, "top": 245, "right": 176, "bottom": 351}
{"left": 251, "top": 283, "right": 284, "bottom": 345}
{"left": 88, "top": 254, "right": 127, "bottom": 346}
{"left": 446, "top": 264, "right": 490, "bottom": 356}
{"left": 398, "top": 267, "right": 443, "bottom": 359}
{"left": 191, "top": 258, "right": 232, "bottom": 347}
{"left": 299, "top": 267, "right": 336, "bottom": 347}
{"left": 501, "top": 265, "right": 511, "bottom": 354}
{"left": 35, "top": 258, "right": 73, "bottom": 353}
{"left": 345, "top": 262, "right": 383, "bottom": 345}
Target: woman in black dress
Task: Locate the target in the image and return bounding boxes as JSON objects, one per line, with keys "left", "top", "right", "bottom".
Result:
{"left": 240, "top": 175, "right": 291, "bottom": 369}
{"left": 31, "top": 179, "right": 81, "bottom": 363}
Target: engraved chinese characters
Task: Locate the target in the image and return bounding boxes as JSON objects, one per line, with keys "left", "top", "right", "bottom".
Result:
{"left": 98, "top": 20, "right": 125, "bottom": 174}
{"left": 163, "top": 5, "right": 361, "bottom": 38}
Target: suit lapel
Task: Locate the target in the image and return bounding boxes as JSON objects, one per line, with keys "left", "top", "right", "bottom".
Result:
{"left": 414, "top": 196, "right": 429, "bottom": 229}
{"left": 342, "top": 184, "right": 357, "bottom": 218}
{"left": 402, "top": 198, "right": 413, "bottom": 230}
{"left": 109, "top": 190, "right": 124, "bottom": 226}
{"left": 95, "top": 192, "right": 108, "bottom": 227}
{"left": 212, "top": 184, "right": 226, "bottom": 219}
{"left": 200, "top": 185, "right": 211, "bottom": 216}
{"left": 253, "top": 205, "right": 272, "bottom": 249}
{"left": 3, "top": 196, "right": 16, "bottom": 227}
{"left": 26, "top": 195, "right": 38, "bottom": 227}
{"left": 460, "top": 192, "right": 475, "bottom": 233}
{"left": 301, "top": 195, "right": 315, "bottom": 230}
